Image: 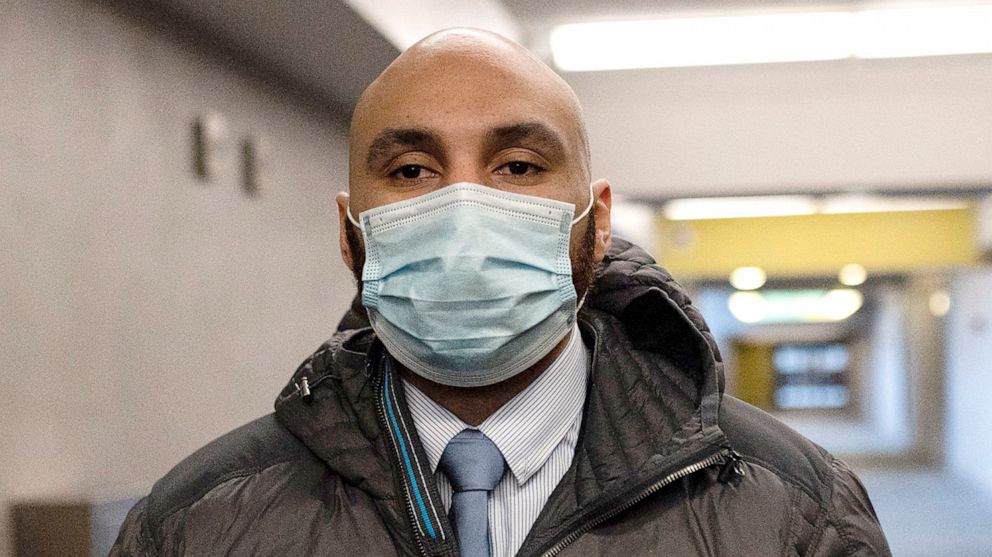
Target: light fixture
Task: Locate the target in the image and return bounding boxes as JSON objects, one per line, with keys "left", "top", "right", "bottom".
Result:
{"left": 550, "top": 4, "right": 992, "bottom": 72}
{"left": 730, "top": 266, "right": 767, "bottom": 290}
{"left": 855, "top": 5, "right": 992, "bottom": 59}
{"left": 728, "top": 289, "right": 864, "bottom": 324}
{"left": 663, "top": 196, "right": 817, "bottom": 221}
{"left": 823, "top": 289, "right": 865, "bottom": 321}
{"left": 820, "top": 195, "right": 969, "bottom": 214}
{"left": 662, "top": 194, "right": 970, "bottom": 221}
{"left": 611, "top": 199, "right": 658, "bottom": 252}
{"left": 838, "top": 264, "right": 867, "bottom": 286}
{"left": 728, "top": 291, "right": 769, "bottom": 323}
{"left": 929, "top": 290, "right": 951, "bottom": 317}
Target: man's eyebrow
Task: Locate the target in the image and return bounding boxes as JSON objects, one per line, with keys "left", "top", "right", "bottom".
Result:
{"left": 365, "top": 128, "right": 442, "bottom": 171}
{"left": 485, "top": 122, "right": 567, "bottom": 160}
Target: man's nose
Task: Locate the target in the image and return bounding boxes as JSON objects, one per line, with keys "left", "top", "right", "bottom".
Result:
{"left": 444, "top": 159, "right": 490, "bottom": 188}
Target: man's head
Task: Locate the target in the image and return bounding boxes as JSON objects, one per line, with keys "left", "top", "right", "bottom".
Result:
{"left": 337, "top": 28, "right": 612, "bottom": 298}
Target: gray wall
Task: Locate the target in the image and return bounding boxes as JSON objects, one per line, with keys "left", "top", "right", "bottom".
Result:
{"left": 946, "top": 266, "right": 992, "bottom": 500}
{"left": 0, "top": 2, "right": 355, "bottom": 554}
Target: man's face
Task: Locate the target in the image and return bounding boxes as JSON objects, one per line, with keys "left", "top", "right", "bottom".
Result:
{"left": 339, "top": 32, "right": 610, "bottom": 300}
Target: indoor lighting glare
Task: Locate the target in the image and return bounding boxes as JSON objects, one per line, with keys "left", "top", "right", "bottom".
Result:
{"left": 663, "top": 196, "right": 817, "bottom": 221}
{"left": 662, "top": 194, "right": 969, "bottom": 221}
{"left": 855, "top": 5, "right": 992, "bottom": 59}
{"left": 550, "top": 4, "right": 992, "bottom": 72}
{"left": 728, "top": 291, "right": 769, "bottom": 324}
{"left": 819, "top": 195, "right": 970, "bottom": 214}
{"left": 551, "top": 12, "right": 852, "bottom": 71}
{"left": 611, "top": 200, "right": 658, "bottom": 251}
{"left": 838, "top": 263, "right": 867, "bottom": 286}
{"left": 929, "top": 289, "right": 951, "bottom": 317}
{"left": 730, "top": 266, "right": 767, "bottom": 290}
{"left": 823, "top": 289, "right": 865, "bottom": 321}
{"left": 727, "top": 289, "right": 864, "bottom": 324}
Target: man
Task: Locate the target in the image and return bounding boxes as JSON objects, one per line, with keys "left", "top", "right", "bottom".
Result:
{"left": 113, "top": 29, "right": 890, "bottom": 556}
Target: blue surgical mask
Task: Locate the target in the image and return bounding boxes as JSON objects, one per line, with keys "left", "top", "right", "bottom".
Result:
{"left": 348, "top": 182, "right": 593, "bottom": 387}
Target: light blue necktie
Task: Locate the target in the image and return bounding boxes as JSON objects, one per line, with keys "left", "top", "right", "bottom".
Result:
{"left": 439, "top": 429, "right": 506, "bottom": 557}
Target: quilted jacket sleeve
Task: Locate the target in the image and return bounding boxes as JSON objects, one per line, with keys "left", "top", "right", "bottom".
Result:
{"left": 810, "top": 459, "right": 892, "bottom": 556}
{"left": 109, "top": 497, "right": 160, "bottom": 557}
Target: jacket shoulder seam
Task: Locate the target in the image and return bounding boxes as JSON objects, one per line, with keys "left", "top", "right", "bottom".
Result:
{"left": 738, "top": 457, "right": 832, "bottom": 557}
{"left": 125, "top": 498, "right": 159, "bottom": 555}
{"left": 803, "top": 495, "right": 832, "bottom": 556}
{"left": 822, "top": 458, "right": 864, "bottom": 556}
{"left": 152, "top": 451, "right": 308, "bottom": 538}
{"left": 737, "top": 453, "right": 827, "bottom": 507}
{"left": 833, "top": 518, "right": 862, "bottom": 556}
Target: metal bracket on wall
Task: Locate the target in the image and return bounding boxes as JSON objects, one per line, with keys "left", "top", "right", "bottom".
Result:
{"left": 241, "top": 134, "right": 268, "bottom": 197}
{"left": 191, "top": 112, "right": 228, "bottom": 182}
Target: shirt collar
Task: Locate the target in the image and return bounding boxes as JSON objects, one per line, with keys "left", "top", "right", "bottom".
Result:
{"left": 402, "top": 325, "right": 589, "bottom": 486}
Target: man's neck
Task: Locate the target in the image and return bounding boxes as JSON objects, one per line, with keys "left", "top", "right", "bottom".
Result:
{"left": 397, "top": 331, "right": 573, "bottom": 426}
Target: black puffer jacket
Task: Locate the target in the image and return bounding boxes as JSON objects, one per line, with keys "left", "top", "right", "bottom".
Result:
{"left": 112, "top": 240, "right": 890, "bottom": 556}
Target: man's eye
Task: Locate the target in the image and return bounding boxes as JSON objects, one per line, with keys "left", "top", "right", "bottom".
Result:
{"left": 499, "top": 161, "right": 542, "bottom": 176}
{"left": 394, "top": 165, "right": 431, "bottom": 179}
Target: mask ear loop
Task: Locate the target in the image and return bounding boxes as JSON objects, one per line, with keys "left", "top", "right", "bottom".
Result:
{"left": 573, "top": 182, "right": 597, "bottom": 311}
{"left": 571, "top": 182, "right": 596, "bottom": 225}
{"left": 346, "top": 206, "right": 361, "bottom": 228}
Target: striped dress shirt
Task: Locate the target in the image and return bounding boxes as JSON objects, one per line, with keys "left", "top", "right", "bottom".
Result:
{"left": 402, "top": 326, "right": 589, "bottom": 557}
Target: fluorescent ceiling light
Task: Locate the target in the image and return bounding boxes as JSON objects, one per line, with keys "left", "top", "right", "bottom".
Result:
{"left": 819, "top": 195, "right": 970, "bottom": 214}
{"left": 929, "top": 289, "right": 951, "bottom": 317}
{"left": 855, "top": 5, "right": 992, "bottom": 59}
{"left": 552, "top": 12, "right": 852, "bottom": 71}
{"left": 838, "top": 263, "right": 868, "bottom": 287}
{"left": 611, "top": 200, "right": 658, "bottom": 251}
{"left": 727, "top": 291, "right": 769, "bottom": 323}
{"left": 728, "top": 289, "right": 864, "bottom": 324}
{"left": 663, "top": 194, "right": 971, "bottom": 221}
{"left": 730, "top": 266, "right": 768, "bottom": 290}
{"left": 663, "top": 196, "right": 817, "bottom": 220}
{"left": 550, "top": 4, "right": 992, "bottom": 71}
{"left": 822, "top": 289, "right": 865, "bottom": 321}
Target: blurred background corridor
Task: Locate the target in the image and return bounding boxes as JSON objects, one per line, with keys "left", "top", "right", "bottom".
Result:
{"left": 3, "top": 1, "right": 992, "bottom": 555}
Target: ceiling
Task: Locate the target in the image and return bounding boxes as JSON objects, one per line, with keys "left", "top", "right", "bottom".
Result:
{"left": 502, "top": 0, "right": 872, "bottom": 29}
{"left": 139, "top": 0, "right": 992, "bottom": 199}
{"left": 146, "top": 0, "right": 401, "bottom": 111}
{"left": 141, "top": 0, "right": 989, "bottom": 114}
{"left": 146, "top": 0, "right": 861, "bottom": 111}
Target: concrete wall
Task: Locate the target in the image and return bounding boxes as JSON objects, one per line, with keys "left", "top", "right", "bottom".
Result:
{"left": 0, "top": 2, "right": 355, "bottom": 554}
{"left": 946, "top": 267, "right": 992, "bottom": 500}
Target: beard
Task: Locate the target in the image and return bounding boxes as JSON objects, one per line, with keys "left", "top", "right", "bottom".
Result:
{"left": 345, "top": 210, "right": 601, "bottom": 304}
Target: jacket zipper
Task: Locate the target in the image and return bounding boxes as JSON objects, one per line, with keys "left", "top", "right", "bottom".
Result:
{"left": 370, "top": 350, "right": 432, "bottom": 557}
{"left": 375, "top": 387, "right": 431, "bottom": 557}
{"left": 539, "top": 448, "right": 741, "bottom": 557}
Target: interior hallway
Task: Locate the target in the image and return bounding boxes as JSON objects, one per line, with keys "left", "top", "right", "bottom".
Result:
{"left": 856, "top": 467, "right": 992, "bottom": 556}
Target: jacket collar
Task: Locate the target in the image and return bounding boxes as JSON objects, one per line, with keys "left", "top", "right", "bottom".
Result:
{"left": 274, "top": 330, "right": 391, "bottom": 495}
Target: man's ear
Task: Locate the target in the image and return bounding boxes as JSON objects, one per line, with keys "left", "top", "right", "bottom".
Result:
{"left": 591, "top": 179, "right": 612, "bottom": 263}
{"left": 336, "top": 191, "right": 355, "bottom": 271}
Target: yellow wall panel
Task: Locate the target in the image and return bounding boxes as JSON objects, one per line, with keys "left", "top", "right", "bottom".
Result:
{"left": 733, "top": 341, "right": 775, "bottom": 409}
{"left": 657, "top": 208, "right": 977, "bottom": 279}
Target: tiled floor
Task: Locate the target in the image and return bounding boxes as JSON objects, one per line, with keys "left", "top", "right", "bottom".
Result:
{"left": 855, "top": 467, "right": 992, "bottom": 557}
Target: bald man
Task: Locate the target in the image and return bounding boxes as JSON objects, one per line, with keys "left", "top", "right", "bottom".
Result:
{"left": 113, "top": 30, "right": 889, "bottom": 556}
